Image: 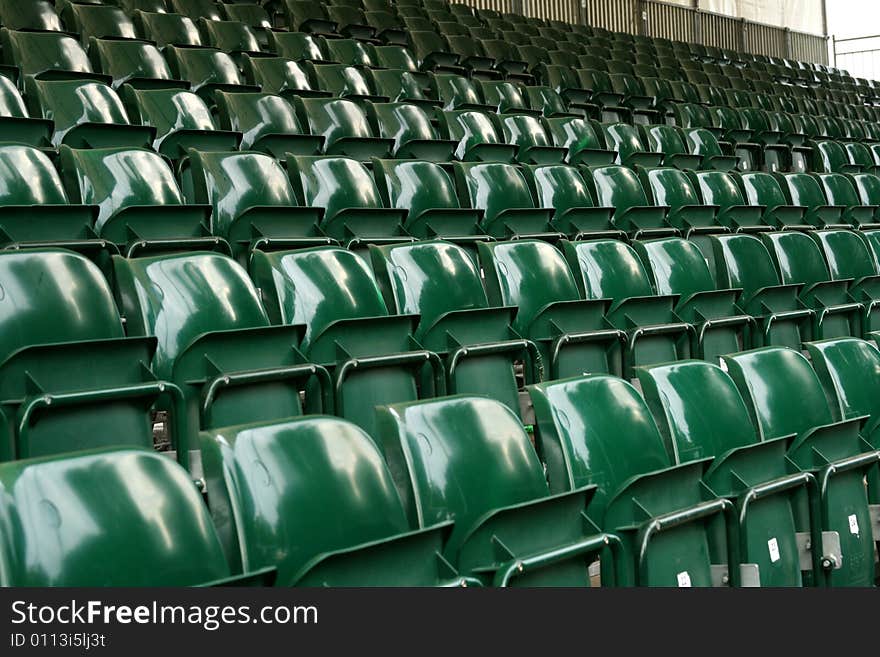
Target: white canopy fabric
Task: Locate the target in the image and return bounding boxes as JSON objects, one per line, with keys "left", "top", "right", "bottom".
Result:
{"left": 660, "top": 0, "right": 825, "bottom": 36}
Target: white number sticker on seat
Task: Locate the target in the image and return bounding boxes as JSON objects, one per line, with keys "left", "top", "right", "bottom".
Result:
{"left": 676, "top": 571, "right": 692, "bottom": 587}
{"left": 768, "top": 537, "right": 780, "bottom": 563}
{"left": 848, "top": 513, "right": 860, "bottom": 535}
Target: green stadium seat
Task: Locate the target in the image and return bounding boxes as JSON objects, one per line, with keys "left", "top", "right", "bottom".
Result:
{"left": 26, "top": 78, "right": 155, "bottom": 148}
{"left": 0, "top": 249, "right": 182, "bottom": 461}
{"left": 843, "top": 142, "right": 880, "bottom": 176}
{"left": 364, "top": 10, "right": 408, "bottom": 46}
{"left": 527, "top": 375, "right": 738, "bottom": 586}
{"left": 0, "top": 448, "right": 271, "bottom": 586}
{"left": 438, "top": 109, "right": 516, "bottom": 162}
{"left": 375, "top": 395, "right": 615, "bottom": 585}
{"left": 688, "top": 170, "right": 769, "bottom": 233}
{"left": 366, "top": 102, "right": 455, "bottom": 161}
{"left": 281, "top": 0, "right": 338, "bottom": 35}
{"left": 806, "top": 336, "right": 880, "bottom": 503}
{"left": 241, "top": 55, "right": 331, "bottom": 100}
{"left": 595, "top": 122, "right": 663, "bottom": 168}
{"left": 113, "top": 250, "right": 326, "bottom": 442}
{"left": 543, "top": 117, "right": 616, "bottom": 166}
{"left": 637, "top": 167, "right": 721, "bottom": 237}
{"left": 292, "top": 97, "right": 392, "bottom": 161}
{"left": 773, "top": 172, "right": 849, "bottom": 228}
{"left": 88, "top": 37, "right": 189, "bottom": 90}
{"left": 710, "top": 234, "right": 815, "bottom": 348}
{"left": 492, "top": 113, "right": 566, "bottom": 164}
{"left": 634, "top": 237, "right": 752, "bottom": 360}
{"left": 734, "top": 171, "right": 810, "bottom": 230}
{"left": 636, "top": 360, "right": 825, "bottom": 586}
{"left": 1, "top": 29, "right": 107, "bottom": 86}
{"left": 122, "top": 87, "right": 242, "bottom": 157}
{"left": 371, "top": 158, "right": 484, "bottom": 242}
{"left": 0, "top": 0, "right": 63, "bottom": 32}
{"left": 164, "top": 46, "right": 257, "bottom": 101}
{"left": 134, "top": 10, "right": 203, "bottom": 48}
{"left": 179, "top": 149, "right": 329, "bottom": 262}
{"left": 431, "top": 73, "right": 490, "bottom": 112}
{"left": 308, "top": 62, "right": 387, "bottom": 104}
{"left": 371, "top": 240, "right": 537, "bottom": 416}
{"left": 453, "top": 161, "right": 557, "bottom": 240}
{"left": 760, "top": 231, "right": 864, "bottom": 339}
{"left": 60, "top": 145, "right": 219, "bottom": 256}
{"left": 814, "top": 139, "right": 862, "bottom": 174}
{"left": 639, "top": 124, "right": 703, "bottom": 170}
{"left": 214, "top": 91, "right": 323, "bottom": 158}
{"left": 477, "top": 80, "right": 533, "bottom": 115}
{"left": 581, "top": 164, "right": 672, "bottom": 238}
{"left": 324, "top": 37, "right": 377, "bottom": 68}
{"left": 562, "top": 239, "right": 694, "bottom": 373}
{"left": 368, "top": 68, "right": 437, "bottom": 109}
{"left": 200, "top": 414, "right": 472, "bottom": 586}
{"left": 520, "top": 163, "right": 618, "bottom": 239}
{"left": 479, "top": 239, "right": 625, "bottom": 379}
{"left": 63, "top": 3, "right": 138, "bottom": 42}
{"left": 409, "top": 31, "right": 460, "bottom": 71}
{"left": 200, "top": 18, "right": 262, "bottom": 56}
{"left": 250, "top": 245, "right": 441, "bottom": 434}
{"left": 680, "top": 128, "right": 740, "bottom": 172}
{"left": 0, "top": 75, "right": 53, "bottom": 147}
{"left": 810, "top": 228, "right": 880, "bottom": 333}
{"left": 813, "top": 172, "right": 880, "bottom": 229}
{"left": 267, "top": 30, "right": 329, "bottom": 62}
{"left": 286, "top": 155, "right": 407, "bottom": 245}
{"left": 326, "top": 5, "right": 375, "bottom": 41}
{"left": 722, "top": 346, "right": 880, "bottom": 586}
{"left": 170, "top": 0, "right": 222, "bottom": 21}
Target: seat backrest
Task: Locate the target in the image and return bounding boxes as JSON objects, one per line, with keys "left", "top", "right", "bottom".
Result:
{"left": 452, "top": 161, "right": 537, "bottom": 222}
{"left": 562, "top": 239, "right": 655, "bottom": 300}
{"left": 182, "top": 150, "right": 298, "bottom": 236}
{"left": 0, "top": 250, "right": 123, "bottom": 364}
{"left": 544, "top": 117, "right": 604, "bottom": 155}
{"left": 1, "top": 29, "right": 94, "bottom": 82}
{"left": 760, "top": 230, "right": 831, "bottom": 287}
{"left": 806, "top": 337, "right": 880, "bottom": 423}
{"left": 0, "top": 448, "right": 231, "bottom": 586}
{"left": 59, "top": 146, "right": 184, "bottom": 233}
{"left": 721, "top": 347, "right": 835, "bottom": 440}
{"left": 524, "top": 163, "right": 596, "bottom": 219}
{"left": 737, "top": 171, "right": 789, "bottom": 207}
{"left": 27, "top": 79, "right": 133, "bottom": 147}
{"left": 201, "top": 18, "right": 261, "bottom": 54}
{"left": 0, "top": 144, "right": 69, "bottom": 206}
{"left": 527, "top": 375, "right": 672, "bottom": 512}
{"left": 287, "top": 155, "right": 383, "bottom": 221}
{"left": 634, "top": 237, "right": 716, "bottom": 298}
{"left": 136, "top": 10, "right": 203, "bottom": 48}
{"left": 585, "top": 164, "right": 650, "bottom": 214}
{"left": 639, "top": 166, "right": 701, "bottom": 209}
{"left": 65, "top": 3, "right": 137, "bottom": 42}
{"left": 641, "top": 124, "right": 687, "bottom": 157}
{"left": 124, "top": 87, "right": 221, "bottom": 151}
{"left": 269, "top": 30, "right": 328, "bottom": 61}
{"left": 372, "top": 158, "right": 461, "bottom": 224}
{"left": 811, "top": 228, "right": 879, "bottom": 280}
{"left": 375, "top": 395, "right": 549, "bottom": 530}
{"left": 479, "top": 239, "right": 581, "bottom": 335}
{"left": 497, "top": 113, "right": 552, "bottom": 151}
{"left": 690, "top": 170, "right": 746, "bottom": 209}
{"left": 814, "top": 172, "right": 861, "bottom": 207}
{"left": 88, "top": 37, "right": 177, "bottom": 89}
{"left": 294, "top": 97, "right": 373, "bottom": 148}
{"left": 711, "top": 233, "right": 781, "bottom": 294}
{"left": 0, "top": 0, "right": 63, "bottom": 32}
{"left": 636, "top": 360, "right": 757, "bottom": 464}
{"left": 367, "top": 102, "right": 439, "bottom": 153}
{"left": 370, "top": 240, "right": 488, "bottom": 335}
{"left": 599, "top": 122, "right": 645, "bottom": 164}
{"left": 0, "top": 75, "right": 27, "bottom": 118}
{"left": 850, "top": 172, "right": 880, "bottom": 206}
{"left": 242, "top": 56, "right": 317, "bottom": 97}
{"left": 776, "top": 172, "right": 828, "bottom": 208}
{"left": 113, "top": 252, "right": 270, "bottom": 378}
{"left": 214, "top": 91, "right": 305, "bottom": 151}
{"left": 164, "top": 45, "right": 245, "bottom": 92}
{"left": 248, "top": 246, "right": 388, "bottom": 346}
{"left": 440, "top": 109, "right": 505, "bottom": 160}
{"left": 201, "top": 416, "right": 414, "bottom": 583}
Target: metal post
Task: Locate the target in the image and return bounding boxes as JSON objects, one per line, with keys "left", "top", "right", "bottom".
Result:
{"left": 784, "top": 27, "right": 792, "bottom": 60}
{"left": 739, "top": 18, "right": 747, "bottom": 53}
{"left": 694, "top": 8, "right": 702, "bottom": 46}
